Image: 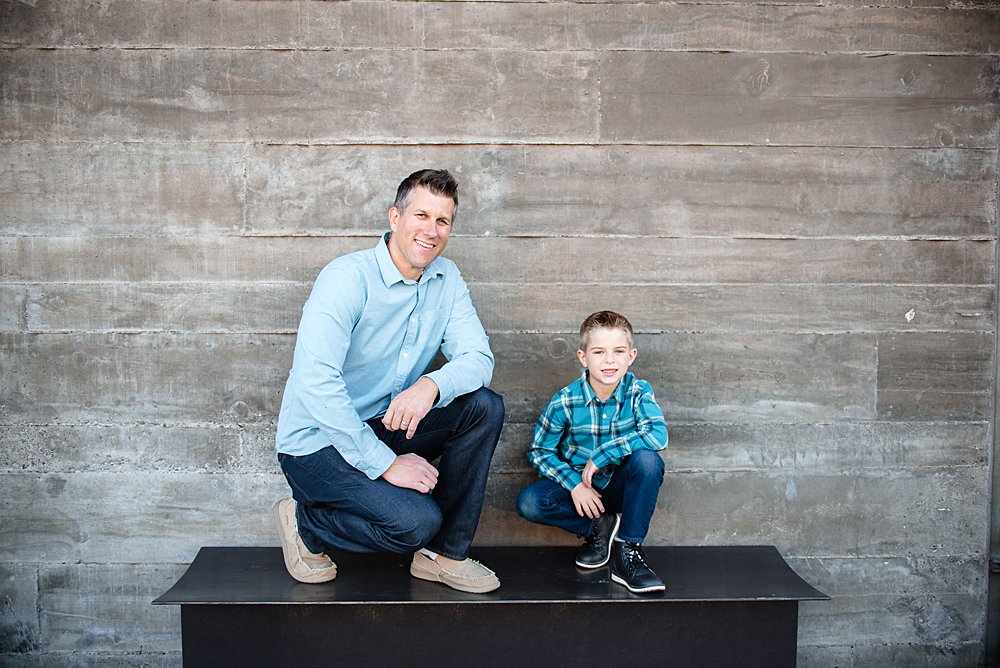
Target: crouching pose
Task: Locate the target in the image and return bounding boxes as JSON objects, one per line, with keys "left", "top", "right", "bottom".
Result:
{"left": 518, "top": 311, "right": 668, "bottom": 594}
{"left": 273, "top": 169, "right": 504, "bottom": 593}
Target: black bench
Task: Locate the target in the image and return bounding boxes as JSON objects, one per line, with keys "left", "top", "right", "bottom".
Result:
{"left": 153, "top": 545, "right": 827, "bottom": 668}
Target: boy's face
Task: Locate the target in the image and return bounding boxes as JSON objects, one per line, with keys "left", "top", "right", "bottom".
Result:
{"left": 577, "top": 326, "right": 637, "bottom": 397}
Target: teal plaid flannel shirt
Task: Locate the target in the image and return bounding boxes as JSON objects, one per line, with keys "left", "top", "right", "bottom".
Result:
{"left": 527, "top": 370, "right": 668, "bottom": 492}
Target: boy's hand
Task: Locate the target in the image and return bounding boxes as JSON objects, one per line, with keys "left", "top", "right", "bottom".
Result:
{"left": 571, "top": 482, "right": 604, "bottom": 519}
{"left": 582, "top": 459, "right": 599, "bottom": 487}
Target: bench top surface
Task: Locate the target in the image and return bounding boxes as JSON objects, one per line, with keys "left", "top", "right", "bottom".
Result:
{"left": 154, "top": 545, "right": 828, "bottom": 606}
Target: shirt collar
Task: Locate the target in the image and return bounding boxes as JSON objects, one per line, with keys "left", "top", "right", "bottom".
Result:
{"left": 579, "top": 369, "right": 629, "bottom": 406}
{"left": 374, "top": 232, "right": 445, "bottom": 287}
{"left": 612, "top": 372, "right": 630, "bottom": 403}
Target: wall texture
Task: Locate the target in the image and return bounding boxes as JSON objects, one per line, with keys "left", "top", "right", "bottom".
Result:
{"left": 1, "top": 0, "right": 998, "bottom": 665}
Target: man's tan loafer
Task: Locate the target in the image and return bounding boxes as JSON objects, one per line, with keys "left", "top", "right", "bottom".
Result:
{"left": 272, "top": 498, "right": 338, "bottom": 584}
{"left": 410, "top": 551, "right": 500, "bottom": 593}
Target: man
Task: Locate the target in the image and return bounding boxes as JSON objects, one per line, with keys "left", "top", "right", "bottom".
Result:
{"left": 273, "top": 169, "right": 504, "bottom": 593}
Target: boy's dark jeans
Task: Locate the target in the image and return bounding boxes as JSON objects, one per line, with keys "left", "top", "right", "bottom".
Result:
{"left": 279, "top": 387, "right": 504, "bottom": 561}
{"left": 517, "top": 449, "right": 665, "bottom": 543}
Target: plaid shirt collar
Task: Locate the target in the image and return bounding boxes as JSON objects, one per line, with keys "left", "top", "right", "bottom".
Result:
{"left": 579, "top": 369, "right": 629, "bottom": 407}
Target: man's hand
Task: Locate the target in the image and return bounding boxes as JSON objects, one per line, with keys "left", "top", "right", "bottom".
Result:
{"left": 382, "top": 377, "right": 439, "bottom": 439}
{"left": 571, "top": 481, "right": 604, "bottom": 519}
{"left": 381, "top": 453, "right": 438, "bottom": 493}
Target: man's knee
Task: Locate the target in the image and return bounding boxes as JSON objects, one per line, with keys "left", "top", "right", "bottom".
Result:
{"left": 379, "top": 501, "right": 443, "bottom": 553}
{"left": 465, "top": 387, "right": 505, "bottom": 423}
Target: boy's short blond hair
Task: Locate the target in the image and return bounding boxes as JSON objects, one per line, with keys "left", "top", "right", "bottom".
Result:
{"left": 579, "top": 310, "right": 634, "bottom": 350}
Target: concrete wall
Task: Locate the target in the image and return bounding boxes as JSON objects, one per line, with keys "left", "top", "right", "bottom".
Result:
{"left": 1, "top": 0, "right": 998, "bottom": 665}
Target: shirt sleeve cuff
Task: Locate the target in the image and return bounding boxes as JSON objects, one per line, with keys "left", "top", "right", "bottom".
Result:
{"left": 423, "top": 370, "right": 455, "bottom": 407}
{"left": 358, "top": 444, "right": 397, "bottom": 480}
{"left": 563, "top": 471, "right": 584, "bottom": 492}
{"left": 589, "top": 448, "right": 615, "bottom": 471}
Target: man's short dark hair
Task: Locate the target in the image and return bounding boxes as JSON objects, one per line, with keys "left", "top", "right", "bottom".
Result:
{"left": 393, "top": 169, "right": 460, "bottom": 217}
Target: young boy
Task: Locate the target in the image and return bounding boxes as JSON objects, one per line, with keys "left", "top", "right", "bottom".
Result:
{"left": 517, "top": 311, "right": 668, "bottom": 593}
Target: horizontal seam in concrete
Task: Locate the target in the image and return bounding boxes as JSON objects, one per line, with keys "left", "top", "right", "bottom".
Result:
{"left": 2, "top": 233, "right": 995, "bottom": 241}
{"left": 800, "top": 640, "right": 984, "bottom": 648}
{"left": 5, "top": 139, "right": 996, "bottom": 153}
{"left": 3, "top": 139, "right": 995, "bottom": 150}
{"left": 4, "top": 280, "right": 998, "bottom": 287}
{"left": 1, "top": 44, "right": 997, "bottom": 56}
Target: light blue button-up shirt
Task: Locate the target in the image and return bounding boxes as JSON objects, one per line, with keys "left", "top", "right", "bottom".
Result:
{"left": 275, "top": 233, "right": 495, "bottom": 479}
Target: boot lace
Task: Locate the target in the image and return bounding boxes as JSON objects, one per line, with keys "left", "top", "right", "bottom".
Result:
{"left": 622, "top": 543, "right": 651, "bottom": 572}
{"left": 583, "top": 530, "right": 602, "bottom": 550}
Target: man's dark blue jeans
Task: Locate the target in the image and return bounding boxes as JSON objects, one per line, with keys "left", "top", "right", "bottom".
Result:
{"left": 516, "top": 449, "right": 665, "bottom": 544}
{"left": 278, "top": 387, "right": 504, "bottom": 561}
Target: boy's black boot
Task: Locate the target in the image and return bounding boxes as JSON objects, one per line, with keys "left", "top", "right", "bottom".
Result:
{"left": 574, "top": 513, "right": 621, "bottom": 569}
{"left": 611, "top": 541, "right": 665, "bottom": 594}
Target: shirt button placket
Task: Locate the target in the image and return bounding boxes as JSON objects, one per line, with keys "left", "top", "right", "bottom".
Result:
{"left": 394, "top": 289, "right": 419, "bottom": 396}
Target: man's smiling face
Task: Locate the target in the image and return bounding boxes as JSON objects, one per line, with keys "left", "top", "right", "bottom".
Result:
{"left": 386, "top": 186, "right": 454, "bottom": 281}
